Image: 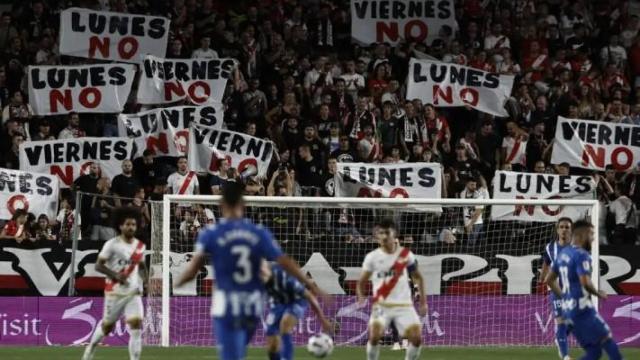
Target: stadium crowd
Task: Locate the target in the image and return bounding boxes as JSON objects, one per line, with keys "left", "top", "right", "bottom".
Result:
{"left": 1, "top": 0, "right": 640, "bottom": 246}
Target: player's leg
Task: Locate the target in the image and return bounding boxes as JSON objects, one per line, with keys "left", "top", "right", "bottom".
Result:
{"left": 213, "top": 318, "right": 246, "bottom": 360}
{"left": 278, "top": 301, "right": 306, "bottom": 360}
{"left": 394, "top": 307, "right": 423, "bottom": 360}
{"left": 265, "top": 306, "right": 285, "bottom": 360}
{"left": 124, "top": 296, "right": 144, "bottom": 360}
{"left": 367, "top": 305, "right": 389, "bottom": 360}
{"left": 552, "top": 298, "right": 571, "bottom": 360}
{"left": 82, "top": 295, "right": 127, "bottom": 360}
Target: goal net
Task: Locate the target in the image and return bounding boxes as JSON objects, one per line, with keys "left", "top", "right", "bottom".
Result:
{"left": 146, "top": 196, "right": 599, "bottom": 347}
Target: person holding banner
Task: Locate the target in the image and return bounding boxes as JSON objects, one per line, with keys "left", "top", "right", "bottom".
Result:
{"left": 501, "top": 121, "right": 528, "bottom": 172}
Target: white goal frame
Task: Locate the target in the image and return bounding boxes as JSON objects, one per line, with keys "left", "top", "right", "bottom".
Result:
{"left": 160, "top": 196, "right": 600, "bottom": 347}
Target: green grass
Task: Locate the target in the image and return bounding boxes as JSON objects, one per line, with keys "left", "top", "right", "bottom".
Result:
{"left": 0, "top": 346, "right": 639, "bottom": 360}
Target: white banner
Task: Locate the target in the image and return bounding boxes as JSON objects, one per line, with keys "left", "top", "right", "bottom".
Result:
{"left": 19, "top": 137, "right": 134, "bottom": 188}
{"left": 188, "top": 126, "right": 274, "bottom": 178}
{"left": 406, "top": 58, "right": 514, "bottom": 117}
{"left": 118, "top": 105, "right": 224, "bottom": 157}
{"left": 137, "top": 56, "right": 234, "bottom": 105}
{"left": 0, "top": 168, "right": 59, "bottom": 220}
{"left": 335, "top": 162, "right": 441, "bottom": 199}
{"left": 551, "top": 116, "right": 640, "bottom": 171}
{"left": 491, "top": 170, "right": 596, "bottom": 222}
{"left": 351, "top": 0, "right": 455, "bottom": 45}
{"left": 59, "top": 8, "right": 170, "bottom": 63}
{"left": 28, "top": 64, "right": 135, "bottom": 115}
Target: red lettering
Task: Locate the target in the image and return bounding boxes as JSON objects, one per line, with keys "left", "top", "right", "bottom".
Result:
{"left": 165, "top": 82, "right": 186, "bottom": 101}
{"left": 389, "top": 188, "right": 409, "bottom": 198}
{"left": 376, "top": 22, "right": 398, "bottom": 43}
{"left": 541, "top": 195, "right": 563, "bottom": 216}
{"left": 117, "top": 36, "right": 138, "bottom": 60}
{"left": 173, "top": 130, "right": 189, "bottom": 154}
{"left": 88, "top": 36, "right": 109, "bottom": 58}
{"left": 237, "top": 159, "right": 257, "bottom": 174}
{"left": 357, "top": 188, "right": 372, "bottom": 197}
{"left": 49, "top": 89, "right": 73, "bottom": 113}
{"left": 78, "top": 88, "right": 101, "bottom": 108}
{"left": 403, "top": 20, "right": 428, "bottom": 42}
{"left": 7, "top": 195, "right": 29, "bottom": 215}
{"left": 460, "top": 88, "right": 479, "bottom": 106}
{"left": 581, "top": 144, "right": 605, "bottom": 168}
{"left": 611, "top": 146, "right": 633, "bottom": 171}
{"left": 147, "top": 133, "right": 169, "bottom": 155}
{"left": 187, "top": 81, "right": 211, "bottom": 103}
{"left": 513, "top": 195, "right": 536, "bottom": 216}
{"left": 51, "top": 165, "right": 74, "bottom": 187}
{"left": 433, "top": 85, "right": 453, "bottom": 105}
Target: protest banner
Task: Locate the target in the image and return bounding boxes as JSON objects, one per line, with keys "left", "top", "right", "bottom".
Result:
{"left": 0, "top": 168, "right": 59, "bottom": 220}
{"left": 59, "top": 8, "right": 169, "bottom": 63}
{"left": 406, "top": 58, "right": 514, "bottom": 117}
{"left": 28, "top": 64, "right": 135, "bottom": 115}
{"left": 18, "top": 138, "right": 134, "bottom": 188}
{"left": 551, "top": 116, "right": 640, "bottom": 171}
{"left": 137, "top": 55, "right": 234, "bottom": 105}
{"left": 491, "top": 170, "right": 596, "bottom": 222}
{"left": 118, "top": 104, "right": 224, "bottom": 157}
{"left": 188, "top": 126, "right": 274, "bottom": 178}
{"left": 351, "top": 0, "right": 455, "bottom": 45}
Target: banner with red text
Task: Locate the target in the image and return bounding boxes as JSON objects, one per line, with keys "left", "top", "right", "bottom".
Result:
{"left": 0, "top": 168, "right": 59, "bottom": 220}
{"left": 137, "top": 56, "right": 234, "bottom": 105}
{"left": 406, "top": 58, "right": 514, "bottom": 117}
{"left": 118, "top": 105, "right": 224, "bottom": 157}
{"left": 18, "top": 138, "right": 134, "bottom": 188}
{"left": 551, "top": 116, "right": 640, "bottom": 171}
{"left": 59, "top": 8, "right": 170, "bottom": 63}
{"left": 351, "top": 0, "right": 456, "bottom": 45}
{"left": 335, "top": 162, "right": 441, "bottom": 201}
{"left": 188, "top": 126, "right": 274, "bottom": 178}
{"left": 28, "top": 64, "right": 135, "bottom": 115}
{"left": 491, "top": 170, "right": 596, "bottom": 222}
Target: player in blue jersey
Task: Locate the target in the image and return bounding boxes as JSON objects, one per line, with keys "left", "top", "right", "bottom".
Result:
{"left": 540, "top": 217, "right": 573, "bottom": 360}
{"left": 261, "top": 261, "right": 333, "bottom": 360}
{"left": 176, "top": 183, "right": 323, "bottom": 360}
{"left": 545, "top": 220, "right": 623, "bottom": 360}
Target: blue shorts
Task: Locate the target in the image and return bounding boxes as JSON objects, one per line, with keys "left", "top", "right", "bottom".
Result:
{"left": 213, "top": 316, "right": 258, "bottom": 360}
{"left": 568, "top": 311, "right": 612, "bottom": 348}
{"left": 265, "top": 300, "right": 308, "bottom": 336}
{"left": 549, "top": 295, "right": 563, "bottom": 318}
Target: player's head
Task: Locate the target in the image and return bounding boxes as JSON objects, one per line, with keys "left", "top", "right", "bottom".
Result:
{"left": 113, "top": 206, "right": 140, "bottom": 239}
{"left": 572, "top": 220, "right": 594, "bottom": 251}
{"left": 375, "top": 217, "right": 397, "bottom": 248}
{"left": 556, "top": 217, "right": 572, "bottom": 243}
{"left": 221, "top": 182, "right": 245, "bottom": 218}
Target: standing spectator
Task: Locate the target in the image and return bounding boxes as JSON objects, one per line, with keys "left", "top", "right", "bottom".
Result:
{"left": 35, "top": 35, "right": 58, "bottom": 65}
{"left": 242, "top": 78, "right": 268, "bottom": 121}
{"left": 502, "top": 121, "right": 528, "bottom": 171}
{"left": 343, "top": 96, "right": 375, "bottom": 143}
{"left": 484, "top": 23, "right": 511, "bottom": 54}
{"left": 0, "top": 209, "right": 27, "bottom": 242}
{"left": 32, "top": 119, "right": 54, "bottom": 140}
{"left": 58, "top": 112, "right": 86, "bottom": 139}
{"left": 300, "top": 123, "right": 327, "bottom": 166}
{"left": 304, "top": 56, "right": 333, "bottom": 108}
{"left": 167, "top": 156, "right": 200, "bottom": 195}
{"left": 133, "top": 149, "right": 159, "bottom": 194}
{"left": 340, "top": 60, "right": 365, "bottom": 102}
{"left": 600, "top": 35, "right": 627, "bottom": 68}
{"left": 2, "top": 90, "right": 32, "bottom": 136}
{"left": 90, "top": 177, "right": 116, "bottom": 241}
{"left": 2, "top": 133, "right": 24, "bottom": 169}
{"left": 377, "top": 101, "right": 400, "bottom": 155}
{"left": 73, "top": 163, "right": 101, "bottom": 238}
{"left": 295, "top": 143, "right": 323, "bottom": 195}
{"left": 399, "top": 101, "right": 428, "bottom": 155}
{"left": 308, "top": 4, "right": 334, "bottom": 52}
{"left": 357, "top": 123, "right": 381, "bottom": 162}
{"left": 0, "top": 12, "right": 18, "bottom": 50}
{"left": 609, "top": 182, "right": 638, "bottom": 244}
{"left": 209, "top": 158, "right": 230, "bottom": 195}
{"left": 166, "top": 38, "right": 188, "bottom": 58}
{"left": 111, "top": 160, "right": 140, "bottom": 202}
{"left": 55, "top": 197, "right": 77, "bottom": 242}
{"left": 191, "top": 36, "right": 218, "bottom": 58}
{"left": 460, "top": 177, "right": 489, "bottom": 245}
{"left": 526, "top": 122, "right": 549, "bottom": 171}
{"left": 33, "top": 214, "right": 56, "bottom": 242}
{"left": 331, "top": 134, "right": 359, "bottom": 163}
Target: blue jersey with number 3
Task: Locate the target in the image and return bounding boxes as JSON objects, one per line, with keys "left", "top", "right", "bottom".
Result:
{"left": 552, "top": 245, "right": 595, "bottom": 319}
{"left": 196, "top": 218, "right": 283, "bottom": 319}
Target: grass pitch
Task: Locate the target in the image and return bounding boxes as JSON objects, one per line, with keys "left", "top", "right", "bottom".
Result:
{"left": 0, "top": 346, "right": 639, "bottom": 360}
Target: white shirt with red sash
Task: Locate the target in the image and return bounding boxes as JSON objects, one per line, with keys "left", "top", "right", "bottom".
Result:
{"left": 167, "top": 171, "right": 199, "bottom": 195}
{"left": 502, "top": 135, "right": 527, "bottom": 166}
{"left": 98, "top": 236, "right": 146, "bottom": 296}
{"left": 362, "top": 245, "right": 416, "bottom": 306}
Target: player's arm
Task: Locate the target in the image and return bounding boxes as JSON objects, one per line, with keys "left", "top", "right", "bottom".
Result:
{"left": 576, "top": 253, "right": 607, "bottom": 299}
{"left": 579, "top": 275, "right": 606, "bottom": 299}
{"left": 96, "top": 257, "right": 128, "bottom": 286}
{"left": 304, "top": 289, "right": 333, "bottom": 334}
{"left": 540, "top": 262, "right": 550, "bottom": 284}
{"left": 544, "top": 269, "right": 562, "bottom": 298}
{"left": 356, "top": 270, "right": 372, "bottom": 305}
{"left": 410, "top": 266, "right": 428, "bottom": 316}
{"left": 175, "top": 252, "right": 205, "bottom": 288}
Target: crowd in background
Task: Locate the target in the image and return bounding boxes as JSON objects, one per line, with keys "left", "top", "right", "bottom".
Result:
{"left": 1, "top": 0, "right": 640, "bottom": 247}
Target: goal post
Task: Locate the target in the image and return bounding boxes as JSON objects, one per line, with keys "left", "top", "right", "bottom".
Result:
{"left": 150, "top": 196, "right": 599, "bottom": 348}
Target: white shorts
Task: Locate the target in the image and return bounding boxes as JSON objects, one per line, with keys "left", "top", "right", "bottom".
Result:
{"left": 369, "top": 304, "right": 421, "bottom": 337}
{"left": 103, "top": 294, "right": 143, "bottom": 325}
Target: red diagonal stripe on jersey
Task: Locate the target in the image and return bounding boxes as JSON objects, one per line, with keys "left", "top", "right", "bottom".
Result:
{"left": 104, "top": 240, "right": 145, "bottom": 292}
{"left": 372, "top": 247, "right": 411, "bottom": 303}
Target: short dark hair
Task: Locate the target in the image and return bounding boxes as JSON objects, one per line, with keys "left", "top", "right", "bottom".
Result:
{"left": 222, "top": 182, "right": 244, "bottom": 207}
{"left": 377, "top": 217, "right": 396, "bottom": 230}
{"left": 572, "top": 220, "right": 593, "bottom": 232}
{"left": 112, "top": 206, "right": 141, "bottom": 229}
{"left": 557, "top": 217, "right": 573, "bottom": 226}
{"left": 12, "top": 209, "right": 27, "bottom": 220}
{"left": 176, "top": 156, "right": 187, "bottom": 163}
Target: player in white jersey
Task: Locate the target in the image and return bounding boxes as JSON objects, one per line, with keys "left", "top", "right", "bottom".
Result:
{"left": 82, "top": 207, "right": 147, "bottom": 360}
{"left": 357, "top": 218, "right": 427, "bottom": 360}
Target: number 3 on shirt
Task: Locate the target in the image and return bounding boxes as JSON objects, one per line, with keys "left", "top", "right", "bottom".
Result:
{"left": 231, "top": 245, "right": 252, "bottom": 284}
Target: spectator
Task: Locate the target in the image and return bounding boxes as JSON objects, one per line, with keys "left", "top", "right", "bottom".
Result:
{"left": 210, "top": 158, "right": 231, "bottom": 195}
{"left": 2, "top": 133, "right": 24, "bottom": 169}
{"left": 242, "top": 78, "right": 268, "bottom": 121}
{"left": 502, "top": 121, "right": 529, "bottom": 171}
{"left": 89, "top": 177, "right": 116, "bottom": 241}
{"left": 357, "top": 123, "right": 381, "bottom": 163}
{"left": 340, "top": 60, "right": 365, "bottom": 102}
{"left": 58, "top": 112, "right": 86, "bottom": 139}
{"left": 0, "top": 209, "right": 28, "bottom": 242}
{"left": 343, "top": 96, "right": 375, "bottom": 143}
{"left": 111, "top": 159, "right": 139, "bottom": 203}
{"left": 32, "top": 119, "right": 54, "bottom": 141}
{"left": 178, "top": 208, "right": 201, "bottom": 242}
{"left": 377, "top": 101, "right": 400, "bottom": 155}
{"left": 331, "top": 134, "right": 359, "bottom": 163}
{"left": 295, "top": 143, "right": 323, "bottom": 195}
{"left": 609, "top": 182, "right": 638, "bottom": 245}
{"left": 304, "top": 56, "right": 333, "bottom": 108}
{"left": 167, "top": 156, "right": 200, "bottom": 195}
{"left": 0, "top": 12, "right": 18, "bottom": 50}
{"left": 191, "top": 36, "right": 218, "bottom": 59}
{"left": 133, "top": 149, "right": 159, "bottom": 194}
{"left": 459, "top": 176, "right": 489, "bottom": 245}
{"left": 166, "top": 38, "right": 188, "bottom": 58}
{"left": 55, "top": 197, "right": 77, "bottom": 242}
{"left": 300, "top": 123, "right": 327, "bottom": 165}
{"left": 2, "top": 90, "right": 32, "bottom": 133}
{"left": 33, "top": 214, "right": 56, "bottom": 242}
